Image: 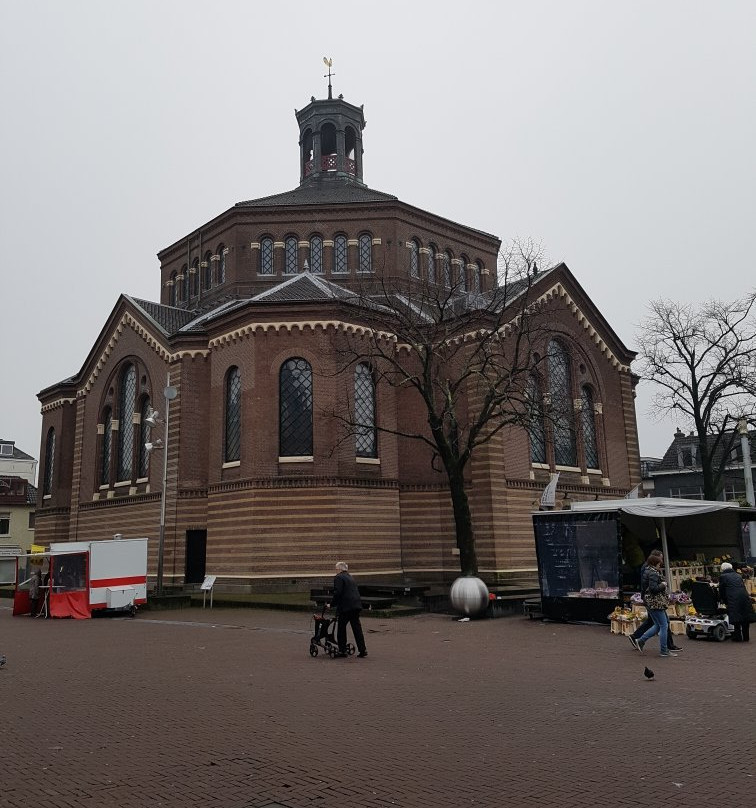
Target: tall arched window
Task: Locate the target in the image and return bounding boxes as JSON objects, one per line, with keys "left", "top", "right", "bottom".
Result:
{"left": 169, "top": 272, "right": 177, "bottom": 306}
{"left": 116, "top": 364, "right": 137, "bottom": 481}
{"left": 202, "top": 251, "right": 212, "bottom": 291}
{"left": 427, "top": 244, "right": 437, "bottom": 284}
{"left": 443, "top": 251, "right": 453, "bottom": 288}
{"left": 310, "top": 235, "right": 323, "bottom": 274}
{"left": 581, "top": 385, "right": 599, "bottom": 469}
{"left": 260, "top": 238, "right": 274, "bottom": 275}
{"left": 548, "top": 340, "right": 577, "bottom": 466}
{"left": 334, "top": 235, "right": 348, "bottom": 274}
{"left": 224, "top": 366, "right": 241, "bottom": 462}
{"left": 138, "top": 397, "right": 151, "bottom": 478}
{"left": 100, "top": 407, "right": 113, "bottom": 485}
{"left": 527, "top": 375, "right": 546, "bottom": 464}
{"left": 190, "top": 258, "right": 199, "bottom": 297}
{"left": 180, "top": 265, "right": 188, "bottom": 303}
{"left": 473, "top": 260, "right": 483, "bottom": 293}
{"left": 218, "top": 245, "right": 226, "bottom": 283}
{"left": 355, "top": 363, "right": 377, "bottom": 458}
{"left": 43, "top": 427, "right": 55, "bottom": 496}
{"left": 284, "top": 236, "right": 298, "bottom": 274}
{"left": 460, "top": 255, "right": 470, "bottom": 290}
{"left": 358, "top": 233, "right": 372, "bottom": 273}
{"left": 279, "top": 358, "right": 313, "bottom": 457}
{"left": 409, "top": 240, "right": 420, "bottom": 278}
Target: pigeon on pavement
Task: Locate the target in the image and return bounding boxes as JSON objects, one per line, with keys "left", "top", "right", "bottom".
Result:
{"left": 644, "top": 666, "right": 654, "bottom": 680}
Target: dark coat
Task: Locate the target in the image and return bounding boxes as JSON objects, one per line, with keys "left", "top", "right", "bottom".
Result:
{"left": 718, "top": 570, "right": 752, "bottom": 623}
{"left": 332, "top": 571, "right": 362, "bottom": 613}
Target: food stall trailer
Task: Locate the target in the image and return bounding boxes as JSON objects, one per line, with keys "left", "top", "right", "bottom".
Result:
{"left": 532, "top": 498, "right": 754, "bottom": 623}
{"left": 13, "top": 537, "right": 148, "bottom": 619}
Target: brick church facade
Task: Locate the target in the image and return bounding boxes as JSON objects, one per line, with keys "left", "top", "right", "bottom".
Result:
{"left": 36, "top": 89, "right": 641, "bottom": 591}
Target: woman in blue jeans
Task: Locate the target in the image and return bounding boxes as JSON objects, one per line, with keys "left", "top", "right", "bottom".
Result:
{"left": 635, "top": 552, "right": 677, "bottom": 657}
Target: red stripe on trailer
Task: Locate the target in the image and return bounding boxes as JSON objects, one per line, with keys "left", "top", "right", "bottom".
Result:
{"left": 89, "top": 575, "right": 147, "bottom": 588}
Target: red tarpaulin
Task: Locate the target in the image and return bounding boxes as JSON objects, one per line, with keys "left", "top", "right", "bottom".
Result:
{"left": 49, "top": 590, "right": 91, "bottom": 619}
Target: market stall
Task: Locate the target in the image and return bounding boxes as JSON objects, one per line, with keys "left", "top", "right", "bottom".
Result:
{"left": 532, "top": 497, "right": 755, "bottom": 623}
{"left": 13, "top": 537, "right": 148, "bottom": 619}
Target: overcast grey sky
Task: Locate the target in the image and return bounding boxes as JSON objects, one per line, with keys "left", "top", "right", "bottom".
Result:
{"left": 2, "top": 1, "right": 755, "bottom": 477}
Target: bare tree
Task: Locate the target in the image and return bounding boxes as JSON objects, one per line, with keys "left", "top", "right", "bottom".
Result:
{"left": 637, "top": 292, "right": 756, "bottom": 500}
{"left": 327, "top": 240, "right": 550, "bottom": 576}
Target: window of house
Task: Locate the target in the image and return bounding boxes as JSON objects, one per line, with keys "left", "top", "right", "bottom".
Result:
{"left": 581, "top": 385, "right": 599, "bottom": 469}
{"left": 409, "top": 240, "right": 420, "bottom": 278}
{"left": 443, "top": 251, "right": 453, "bottom": 288}
{"left": 279, "top": 358, "right": 313, "bottom": 456}
{"left": 427, "top": 244, "right": 437, "bottom": 284}
{"left": 548, "top": 340, "right": 577, "bottom": 466}
{"left": 355, "top": 363, "right": 377, "bottom": 458}
{"left": 100, "top": 407, "right": 113, "bottom": 485}
{"left": 334, "top": 235, "right": 348, "bottom": 274}
{"left": 678, "top": 445, "right": 696, "bottom": 468}
{"left": 116, "top": 364, "right": 137, "bottom": 481}
{"left": 0, "top": 444, "right": 12, "bottom": 456}
{"left": 138, "top": 397, "right": 151, "bottom": 478}
{"left": 43, "top": 428, "right": 55, "bottom": 496}
{"left": 527, "top": 375, "right": 547, "bottom": 464}
{"left": 0, "top": 513, "right": 9, "bottom": 535}
{"left": 284, "top": 236, "right": 298, "bottom": 274}
{"left": 310, "top": 235, "right": 323, "bottom": 274}
{"left": 218, "top": 245, "right": 226, "bottom": 284}
{"left": 202, "top": 251, "right": 212, "bottom": 291}
{"left": 260, "top": 238, "right": 274, "bottom": 275}
{"left": 358, "top": 233, "right": 372, "bottom": 273}
{"left": 224, "top": 366, "right": 241, "bottom": 463}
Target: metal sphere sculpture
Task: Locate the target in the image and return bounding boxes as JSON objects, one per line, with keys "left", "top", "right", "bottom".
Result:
{"left": 450, "top": 576, "right": 490, "bottom": 617}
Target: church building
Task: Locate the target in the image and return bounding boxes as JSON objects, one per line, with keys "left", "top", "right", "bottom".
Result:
{"left": 36, "top": 86, "right": 641, "bottom": 592}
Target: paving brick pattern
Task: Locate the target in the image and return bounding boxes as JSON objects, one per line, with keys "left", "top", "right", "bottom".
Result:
{"left": 0, "top": 605, "right": 753, "bottom": 807}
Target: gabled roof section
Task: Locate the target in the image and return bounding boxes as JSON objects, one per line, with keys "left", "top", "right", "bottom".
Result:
{"left": 251, "top": 272, "right": 357, "bottom": 303}
{"left": 127, "top": 296, "right": 197, "bottom": 337}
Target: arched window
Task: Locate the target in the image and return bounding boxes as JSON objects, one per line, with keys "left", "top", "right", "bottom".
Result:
{"left": 190, "top": 258, "right": 199, "bottom": 297}
{"left": 169, "top": 272, "right": 177, "bottom": 306}
{"left": 284, "top": 236, "right": 298, "bottom": 274}
{"left": 218, "top": 245, "right": 226, "bottom": 283}
{"left": 473, "top": 260, "right": 483, "bottom": 293}
{"left": 443, "top": 251, "right": 453, "bottom": 288}
{"left": 260, "top": 238, "right": 274, "bottom": 275}
{"left": 202, "top": 251, "right": 212, "bottom": 291}
{"left": 548, "top": 340, "right": 577, "bottom": 466}
{"left": 460, "top": 255, "right": 470, "bottom": 290}
{"left": 116, "top": 364, "right": 137, "bottom": 481}
{"left": 138, "top": 397, "right": 151, "bottom": 478}
{"left": 310, "top": 235, "right": 323, "bottom": 274}
{"left": 224, "top": 366, "right": 241, "bottom": 462}
{"left": 427, "top": 244, "right": 437, "bottom": 284}
{"left": 43, "top": 427, "right": 55, "bottom": 496}
{"left": 180, "top": 265, "right": 188, "bottom": 303}
{"left": 334, "top": 235, "right": 348, "bottom": 274}
{"left": 409, "top": 240, "right": 420, "bottom": 278}
{"left": 279, "top": 358, "right": 313, "bottom": 457}
{"left": 581, "top": 385, "right": 599, "bottom": 469}
{"left": 354, "top": 363, "right": 377, "bottom": 458}
{"left": 527, "top": 376, "right": 546, "bottom": 464}
{"left": 358, "top": 233, "right": 372, "bottom": 273}
{"left": 100, "top": 407, "right": 113, "bottom": 485}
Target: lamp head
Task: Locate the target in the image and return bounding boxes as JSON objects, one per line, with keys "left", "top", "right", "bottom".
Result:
{"left": 144, "top": 407, "right": 163, "bottom": 427}
{"left": 144, "top": 439, "right": 164, "bottom": 454}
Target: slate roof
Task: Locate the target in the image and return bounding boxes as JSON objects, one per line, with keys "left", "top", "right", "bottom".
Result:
{"left": 654, "top": 428, "right": 755, "bottom": 473}
{"left": 235, "top": 177, "right": 398, "bottom": 208}
{"left": 128, "top": 297, "right": 198, "bottom": 336}
{"left": 0, "top": 442, "right": 35, "bottom": 461}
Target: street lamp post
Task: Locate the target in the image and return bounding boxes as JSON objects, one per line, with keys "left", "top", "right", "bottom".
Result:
{"left": 737, "top": 418, "right": 755, "bottom": 507}
{"left": 145, "top": 374, "right": 177, "bottom": 596}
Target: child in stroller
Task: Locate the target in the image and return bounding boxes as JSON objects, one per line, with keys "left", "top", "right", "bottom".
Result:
{"left": 309, "top": 607, "right": 355, "bottom": 658}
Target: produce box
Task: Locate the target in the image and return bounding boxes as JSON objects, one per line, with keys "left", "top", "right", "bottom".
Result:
{"left": 669, "top": 619, "right": 685, "bottom": 635}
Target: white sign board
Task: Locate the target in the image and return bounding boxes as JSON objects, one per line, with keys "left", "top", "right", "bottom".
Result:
{"left": 200, "top": 575, "right": 216, "bottom": 591}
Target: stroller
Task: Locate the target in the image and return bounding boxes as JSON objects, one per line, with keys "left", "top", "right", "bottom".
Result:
{"left": 684, "top": 581, "right": 734, "bottom": 642}
{"left": 309, "top": 607, "right": 355, "bottom": 658}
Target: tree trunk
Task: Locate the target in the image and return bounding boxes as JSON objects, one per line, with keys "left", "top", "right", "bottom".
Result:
{"left": 448, "top": 470, "right": 477, "bottom": 575}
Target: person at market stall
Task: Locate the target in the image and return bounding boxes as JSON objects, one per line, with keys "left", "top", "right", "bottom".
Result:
{"left": 28, "top": 569, "right": 41, "bottom": 617}
{"left": 633, "top": 552, "right": 677, "bottom": 657}
{"left": 629, "top": 550, "right": 683, "bottom": 653}
{"left": 718, "top": 562, "right": 751, "bottom": 642}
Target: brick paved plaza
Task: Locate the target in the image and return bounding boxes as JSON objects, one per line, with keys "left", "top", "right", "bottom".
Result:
{"left": 0, "top": 603, "right": 753, "bottom": 808}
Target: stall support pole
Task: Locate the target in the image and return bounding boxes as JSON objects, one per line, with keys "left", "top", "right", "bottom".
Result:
{"left": 659, "top": 518, "right": 672, "bottom": 591}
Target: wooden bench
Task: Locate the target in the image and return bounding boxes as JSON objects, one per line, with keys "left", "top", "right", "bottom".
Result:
{"left": 310, "top": 589, "right": 394, "bottom": 611}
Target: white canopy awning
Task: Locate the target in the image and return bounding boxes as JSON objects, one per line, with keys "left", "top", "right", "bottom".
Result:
{"left": 570, "top": 497, "right": 742, "bottom": 519}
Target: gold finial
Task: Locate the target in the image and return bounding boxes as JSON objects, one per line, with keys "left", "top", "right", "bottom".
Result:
{"left": 323, "top": 56, "right": 335, "bottom": 100}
